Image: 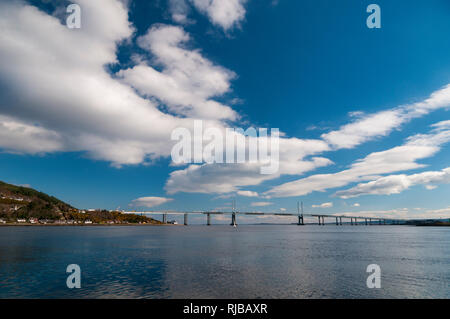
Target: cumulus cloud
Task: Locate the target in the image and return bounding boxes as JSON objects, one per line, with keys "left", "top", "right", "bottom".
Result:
{"left": 118, "top": 24, "right": 237, "bottom": 120}
{"left": 335, "top": 167, "right": 450, "bottom": 198}
{"left": 332, "top": 208, "right": 411, "bottom": 219}
{"left": 312, "top": 202, "right": 333, "bottom": 208}
{"left": 168, "top": 0, "right": 191, "bottom": 24}
{"left": 164, "top": 84, "right": 450, "bottom": 196}
{"left": 130, "top": 196, "right": 173, "bottom": 208}
{"left": 251, "top": 201, "right": 272, "bottom": 207}
{"left": 0, "top": 1, "right": 238, "bottom": 167}
{"left": 322, "top": 85, "right": 450, "bottom": 149}
{"left": 267, "top": 121, "right": 450, "bottom": 197}
{"left": 237, "top": 190, "right": 258, "bottom": 197}
{"left": 191, "top": 0, "right": 247, "bottom": 30}
{"left": 168, "top": 0, "right": 247, "bottom": 30}
{"left": 165, "top": 138, "right": 332, "bottom": 194}
{"left": 332, "top": 207, "right": 450, "bottom": 220}
{"left": 424, "top": 207, "right": 450, "bottom": 219}
{"left": 0, "top": 115, "right": 63, "bottom": 154}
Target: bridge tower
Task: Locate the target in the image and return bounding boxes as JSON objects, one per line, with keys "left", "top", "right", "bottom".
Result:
{"left": 230, "top": 212, "right": 237, "bottom": 226}
{"left": 297, "top": 201, "right": 304, "bottom": 225}
{"left": 230, "top": 200, "right": 237, "bottom": 226}
{"left": 207, "top": 213, "right": 211, "bottom": 226}
{"left": 184, "top": 213, "right": 188, "bottom": 226}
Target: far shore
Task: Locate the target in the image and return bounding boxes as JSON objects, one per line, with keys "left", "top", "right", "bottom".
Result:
{"left": 0, "top": 223, "right": 177, "bottom": 227}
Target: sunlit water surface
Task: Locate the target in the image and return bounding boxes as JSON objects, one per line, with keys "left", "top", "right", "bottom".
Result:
{"left": 0, "top": 225, "right": 449, "bottom": 298}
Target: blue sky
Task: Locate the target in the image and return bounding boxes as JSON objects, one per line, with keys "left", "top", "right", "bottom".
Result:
{"left": 0, "top": 0, "right": 449, "bottom": 223}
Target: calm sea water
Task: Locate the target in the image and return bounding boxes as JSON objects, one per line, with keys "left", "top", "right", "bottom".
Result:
{"left": 0, "top": 225, "right": 449, "bottom": 298}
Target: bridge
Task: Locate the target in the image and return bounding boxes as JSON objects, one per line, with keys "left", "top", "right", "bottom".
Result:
{"left": 123, "top": 210, "right": 405, "bottom": 226}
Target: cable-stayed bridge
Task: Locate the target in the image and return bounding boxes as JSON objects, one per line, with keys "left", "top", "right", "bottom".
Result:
{"left": 123, "top": 210, "right": 405, "bottom": 226}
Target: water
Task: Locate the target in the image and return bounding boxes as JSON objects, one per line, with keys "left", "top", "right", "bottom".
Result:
{"left": 0, "top": 225, "right": 449, "bottom": 298}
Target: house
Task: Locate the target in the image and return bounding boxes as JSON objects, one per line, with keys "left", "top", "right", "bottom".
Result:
{"left": 17, "top": 219, "right": 26, "bottom": 223}
{"left": 29, "top": 218, "right": 38, "bottom": 224}
{"left": 0, "top": 219, "right": 6, "bottom": 224}
{"left": 84, "top": 220, "right": 93, "bottom": 224}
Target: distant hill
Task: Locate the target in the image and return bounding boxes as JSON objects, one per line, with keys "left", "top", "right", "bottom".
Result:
{"left": 0, "top": 181, "right": 74, "bottom": 220}
{"left": 0, "top": 181, "right": 161, "bottom": 224}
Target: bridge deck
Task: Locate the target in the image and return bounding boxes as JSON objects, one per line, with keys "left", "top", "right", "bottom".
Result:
{"left": 123, "top": 211, "right": 401, "bottom": 221}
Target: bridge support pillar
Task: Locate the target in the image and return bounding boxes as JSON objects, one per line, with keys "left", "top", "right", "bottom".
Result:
{"left": 336, "top": 217, "right": 338, "bottom": 225}
{"left": 322, "top": 216, "right": 325, "bottom": 225}
{"left": 318, "top": 216, "right": 321, "bottom": 225}
{"left": 230, "top": 212, "right": 237, "bottom": 226}
{"left": 207, "top": 213, "right": 211, "bottom": 226}
{"left": 184, "top": 213, "right": 188, "bottom": 226}
{"left": 339, "top": 217, "right": 342, "bottom": 225}
{"left": 369, "top": 218, "right": 372, "bottom": 225}
{"left": 298, "top": 215, "right": 304, "bottom": 225}
{"left": 354, "top": 218, "right": 357, "bottom": 225}
{"left": 163, "top": 213, "right": 167, "bottom": 224}
{"left": 365, "top": 218, "right": 368, "bottom": 226}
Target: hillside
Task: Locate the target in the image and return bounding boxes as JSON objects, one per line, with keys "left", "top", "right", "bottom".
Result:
{"left": 0, "top": 181, "right": 161, "bottom": 224}
{"left": 0, "top": 181, "right": 74, "bottom": 220}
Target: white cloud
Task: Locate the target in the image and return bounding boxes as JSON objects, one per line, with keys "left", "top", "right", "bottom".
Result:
{"left": 164, "top": 84, "right": 450, "bottom": 196}
{"left": 0, "top": 115, "right": 63, "bottom": 154}
{"left": 331, "top": 207, "right": 450, "bottom": 220}
{"left": 0, "top": 1, "right": 238, "bottom": 167}
{"left": 191, "top": 0, "right": 247, "bottom": 30}
{"left": 424, "top": 207, "right": 450, "bottom": 219}
{"left": 168, "top": 0, "right": 191, "bottom": 24}
{"left": 312, "top": 202, "right": 333, "bottom": 208}
{"left": 335, "top": 167, "right": 450, "bottom": 198}
{"left": 332, "top": 208, "right": 411, "bottom": 219}
{"left": 118, "top": 24, "right": 237, "bottom": 120}
{"left": 130, "top": 196, "right": 173, "bottom": 208}
{"left": 251, "top": 201, "right": 273, "bottom": 207}
{"left": 267, "top": 122, "right": 450, "bottom": 197}
{"left": 237, "top": 190, "right": 258, "bottom": 197}
{"left": 165, "top": 138, "right": 331, "bottom": 194}
{"left": 322, "top": 85, "right": 450, "bottom": 149}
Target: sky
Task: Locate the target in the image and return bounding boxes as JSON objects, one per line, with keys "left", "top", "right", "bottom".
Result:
{"left": 0, "top": 0, "right": 449, "bottom": 224}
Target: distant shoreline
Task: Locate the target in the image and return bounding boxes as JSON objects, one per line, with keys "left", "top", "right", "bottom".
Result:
{"left": 0, "top": 223, "right": 176, "bottom": 227}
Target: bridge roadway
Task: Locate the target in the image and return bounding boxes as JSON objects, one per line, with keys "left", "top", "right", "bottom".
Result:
{"left": 123, "top": 211, "right": 404, "bottom": 226}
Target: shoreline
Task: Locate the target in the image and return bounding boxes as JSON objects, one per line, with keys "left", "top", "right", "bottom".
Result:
{"left": 0, "top": 223, "right": 176, "bottom": 227}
